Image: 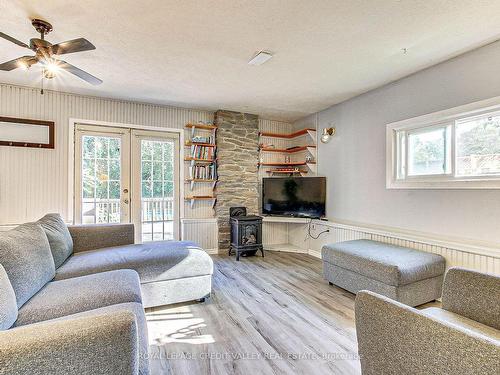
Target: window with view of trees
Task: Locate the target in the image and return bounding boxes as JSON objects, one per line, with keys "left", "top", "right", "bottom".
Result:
{"left": 388, "top": 101, "right": 500, "bottom": 189}
{"left": 456, "top": 114, "right": 500, "bottom": 176}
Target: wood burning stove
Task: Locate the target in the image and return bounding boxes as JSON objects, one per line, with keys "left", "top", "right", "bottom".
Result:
{"left": 229, "top": 207, "right": 264, "bottom": 261}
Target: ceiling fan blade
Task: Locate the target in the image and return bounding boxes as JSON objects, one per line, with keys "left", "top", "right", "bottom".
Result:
{"left": 51, "top": 38, "right": 95, "bottom": 55}
{"left": 0, "top": 56, "right": 36, "bottom": 71}
{"left": 56, "top": 60, "right": 102, "bottom": 85}
{"left": 0, "top": 32, "right": 30, "bottom": 49}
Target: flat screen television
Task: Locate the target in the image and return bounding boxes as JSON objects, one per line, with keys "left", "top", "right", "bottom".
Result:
{"left": 262, "top": 177, "right": 326, "bottom": 218}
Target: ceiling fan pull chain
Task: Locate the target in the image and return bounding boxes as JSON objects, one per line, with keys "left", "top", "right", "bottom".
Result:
{"left": 40, "top": 69, "right": 44, "bottom": 95}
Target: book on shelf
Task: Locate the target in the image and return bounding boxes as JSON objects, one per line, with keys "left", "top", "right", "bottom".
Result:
{"left": 190, "top": 145, "right": 214, "bottom": 160}
{"left": 191, "top": 135, "right": 215, "bottom": 144}
{"left": 189, "top": 164, "right": 217, "bottom": 180}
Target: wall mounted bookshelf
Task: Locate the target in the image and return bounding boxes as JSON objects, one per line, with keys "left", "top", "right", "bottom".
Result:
{"left": 184, "top": 195, "right": 217, "bottom": 208}
{"left": 184, "top": 122, "right": 218, "bottom": 212}
{"left": 259, "top": 128, "right": 316, "bottom": 139}
{"left": 259, "top": 127, "right": 317, "bottom": 176}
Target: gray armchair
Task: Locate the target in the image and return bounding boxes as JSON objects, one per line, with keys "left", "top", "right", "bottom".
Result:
{"left": 0, "top": 310, "right": 140, "bottom": 375}
{"left": 355, "top": 267, "right": 500, "bottom": 375}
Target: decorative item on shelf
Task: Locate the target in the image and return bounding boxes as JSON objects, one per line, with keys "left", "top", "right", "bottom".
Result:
{"left": 305, "top": 154, "right": 314, "bottom": 163}
{"left": 320, "top": 126, "right": 336, "bottom": 143}
{"left": 284, "top": 155, "right": 291, "bottom": 163}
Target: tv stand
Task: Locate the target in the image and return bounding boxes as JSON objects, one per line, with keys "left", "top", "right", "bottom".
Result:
{"left": 262, "top": 216, "right": 311, "bottom": 253}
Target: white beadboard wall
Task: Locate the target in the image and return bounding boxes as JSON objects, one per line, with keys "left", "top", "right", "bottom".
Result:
{"left": 0, "top": 84, "right": 214, "bottom": 225}
{"left": 281, "top": 220, "right": 500, "bottom": 275}
{"left": 0, "top": 84, "right": 223, "bottom": 249}
{"left": 181, "top": 218, "right": 218, "bottom": 253}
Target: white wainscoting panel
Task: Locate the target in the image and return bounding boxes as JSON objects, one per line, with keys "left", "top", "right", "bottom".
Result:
{"left": 261, "top": 218, "right": 499, "bottom": 274}
{"left": 181, "top": 218, "right": 218, "bottom": 254}
{"left": 307, "top": 221, "right": 500, "bottom": 275}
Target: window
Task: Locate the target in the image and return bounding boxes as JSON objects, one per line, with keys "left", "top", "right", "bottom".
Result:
{"left": 387, "top": 97, "right": 500, "bottom": 189}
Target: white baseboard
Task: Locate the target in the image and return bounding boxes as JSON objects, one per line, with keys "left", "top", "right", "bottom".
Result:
{"left": 308, "top": 248, "right": 322, "bottom": 259}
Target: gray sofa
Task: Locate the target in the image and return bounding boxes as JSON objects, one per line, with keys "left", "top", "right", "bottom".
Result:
{"left": 0, "top": 214, "right": 214, "bottom": 375}
{"left": 355, "top": 267, "right": 500, "bottom": 375}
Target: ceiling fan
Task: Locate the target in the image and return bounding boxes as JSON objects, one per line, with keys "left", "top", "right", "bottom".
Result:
{"left": 0, "top": 19, "right": 102, "bottom": 86}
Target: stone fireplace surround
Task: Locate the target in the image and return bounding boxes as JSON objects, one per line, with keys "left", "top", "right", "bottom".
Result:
{"left": 214, "top": 110, "right": 260, "bottom": 251}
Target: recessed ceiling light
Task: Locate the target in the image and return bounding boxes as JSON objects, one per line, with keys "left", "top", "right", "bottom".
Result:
{"left": 248, "top": 51, "right": 273, "bottom": 66}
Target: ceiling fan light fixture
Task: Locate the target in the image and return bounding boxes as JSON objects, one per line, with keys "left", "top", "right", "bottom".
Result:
{"left": 18, "top": 61, "right": 29, "bottom": 70}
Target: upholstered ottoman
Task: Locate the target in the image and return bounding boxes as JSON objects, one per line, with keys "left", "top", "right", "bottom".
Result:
{"left": 322, "top": 239, "right": 445, "bottom": 306}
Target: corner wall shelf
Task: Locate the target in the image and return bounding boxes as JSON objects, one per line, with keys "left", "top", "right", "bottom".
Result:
{"left": 259, "top": 128, "right": 316, "bottom": 139}
{"left": 260, "top": 145, "right": 316, "bottom": 153}
{"left": 258, "top": 126, "right": 317, "bottom": 177}
{"left": 265, "top": 169, "right": 308, "bottom": 175}
{"left": 259, "top": 162, "right": 316, "bottom": 167}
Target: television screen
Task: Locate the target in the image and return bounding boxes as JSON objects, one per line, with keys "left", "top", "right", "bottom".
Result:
{"left": 262, "top": 177, "right": 326, "bottom": 218}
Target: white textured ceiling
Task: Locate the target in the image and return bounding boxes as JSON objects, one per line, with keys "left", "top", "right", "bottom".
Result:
{"left": 1, "top": 0, "right": 500, "bottom": 121}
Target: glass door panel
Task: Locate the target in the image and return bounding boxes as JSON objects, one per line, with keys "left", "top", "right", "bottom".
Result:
{"left": 81, "top": 135, "right": 122, "bottom": 223}
{"left": 74, "top": 125, "right": 130, "bottom": 224}
{"left": 140, "top": 139, "right": 175, "bottom": 241}
{"left": 131, "top": 130, "right": 180, "bottom": 242}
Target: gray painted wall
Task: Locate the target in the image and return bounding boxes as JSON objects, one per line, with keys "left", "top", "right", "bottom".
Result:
{"left": 301, "top": 40, "right": 500, "bottom": 244}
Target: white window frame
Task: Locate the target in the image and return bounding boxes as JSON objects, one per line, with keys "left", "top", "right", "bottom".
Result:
{"left": 387, "top": 96, "right": 500, "bottom": 189}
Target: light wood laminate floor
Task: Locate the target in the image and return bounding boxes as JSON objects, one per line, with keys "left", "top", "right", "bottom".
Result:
{"left": 146, "top": 252, "right": 439, "bottom": 375}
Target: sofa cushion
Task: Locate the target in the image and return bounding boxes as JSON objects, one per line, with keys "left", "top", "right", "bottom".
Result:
{"left": 15, "top": 269, "right": 142, "bottom": 326}
{"left": 421, "top": 307, "right": 500, "bottom": 341}
{"left": 0, "top": 265, "right": 17, "bottom": 330}
{"left": 24, "top": 302, "right": 149, "bottom": 375}
{"left": 37, "top": 213, "right": 73, "bottom": 268}
{"left": 0, "top": 223, "right": 55, "bottom": 307}
{"left": 321, "top": 240, "right": 445, "bottom": 286}
{"left": 55, "top": 240, "right": 213, "bottom": 283}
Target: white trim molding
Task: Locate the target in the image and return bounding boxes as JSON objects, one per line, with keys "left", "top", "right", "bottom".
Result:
{"left": 386, "top": 95, "right": 500, "bottom": 189}
{"left": 261, "top": 217, "right": 500, "bottom": 275}
{"left": 307, "top": 219, "right": 500, "bottom": 275}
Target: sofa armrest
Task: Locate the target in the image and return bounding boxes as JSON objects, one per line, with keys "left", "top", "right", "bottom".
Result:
{"left": 442, "top": 267, "right": 500, "bottom": 330}
{"left": 0, "top": 311, "right": 139, "bottom": 375}
{"left": 355, "top": 290, "right": 500, "bottom": 375}
{"left": 68, "top": 223, "right": 135, "bottom": 253}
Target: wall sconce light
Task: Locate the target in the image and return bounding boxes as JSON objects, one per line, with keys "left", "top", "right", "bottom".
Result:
{"left": 320, "top": 127, "right": 336, "bottom": 143}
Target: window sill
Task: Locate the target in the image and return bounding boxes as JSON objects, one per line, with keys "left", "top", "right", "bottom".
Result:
{"left": 387, "top": 178, "right": 500, "bottom": 189}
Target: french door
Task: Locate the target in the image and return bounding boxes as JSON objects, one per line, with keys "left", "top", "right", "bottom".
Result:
{"left": 74, "top": 124, "right": 180, "bottom": 242}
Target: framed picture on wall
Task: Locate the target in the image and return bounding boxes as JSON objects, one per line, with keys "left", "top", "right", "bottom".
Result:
{"left": 0, "top": 116, "right": 55, "bottom": 149}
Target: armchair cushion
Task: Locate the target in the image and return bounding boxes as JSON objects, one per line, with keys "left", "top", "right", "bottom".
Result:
{"left": 16, "top": 269, "right": 142, "bottom": 326}
{"left": 0, "top": 223, "right": 55, "bottom": 307}
{"left": 421, "top": 307, "right": 500, "bottom": 340}
{"left": 0, "top": 265, "right": 17, "bottom": 330}
{"left": 37, "top": 213, "right": 73, "bottom": 268}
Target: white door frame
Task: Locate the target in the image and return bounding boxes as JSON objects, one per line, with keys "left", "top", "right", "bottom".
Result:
{"left": 130, "top": 129, "right": 181, "bottom": 241}
{"left": 69, "top": 118, "right": 185, "bottom": 227}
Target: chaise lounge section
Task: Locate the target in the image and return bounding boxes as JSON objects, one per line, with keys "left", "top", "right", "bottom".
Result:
{"left": 61, "top": 223, "right": 213, "bottom": 307}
